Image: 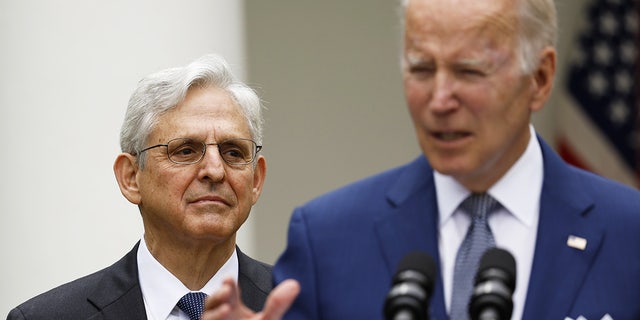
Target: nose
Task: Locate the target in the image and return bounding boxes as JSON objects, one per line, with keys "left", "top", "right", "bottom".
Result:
{"left": 197, "top": 145, "right": 226, "bottom": 182}
{"left": 429, "top": 72, "right": 459, "bottom": 114}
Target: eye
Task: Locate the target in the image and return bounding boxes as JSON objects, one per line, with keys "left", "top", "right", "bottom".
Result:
{"left": 461, "top": 68, "right": 484, "bottom": 76}
{"left": 169, "top": 140, "right": 202, "bottom": 162}
{"left": 454, "top": 63, "right": 488, "bottom": 78}
{"left": 219, "top": 141, "right": 251, "bottom": 164}
{"left": 223, "top": 147, "right": 244, "bottom": 159}
{"left": 409, "top": 64, "right": 435, "bottom": 75}
{"left": 173, "top": 143, "right": 198, "bottom": 156}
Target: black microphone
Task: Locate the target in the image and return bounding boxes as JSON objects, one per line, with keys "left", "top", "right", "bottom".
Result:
{"left": 469, "top": 248, "right": 516, "bottom": 320}
{"left": 384, "top": 251, "right": 437, "bottom": 320}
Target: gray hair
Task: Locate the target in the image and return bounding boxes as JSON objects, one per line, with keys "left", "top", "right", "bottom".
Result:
{"left": 399, "top": 0, "right": 557, "bottom": 74}
{"left": 516, "top": 0, "right": 557, "bottom": 73}
{"left": 119, "top": 54, "right": 264, "bottom": 167}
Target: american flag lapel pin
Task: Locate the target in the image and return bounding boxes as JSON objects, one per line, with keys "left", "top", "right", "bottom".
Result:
{"left": 567, "top": 235, "right": 587, "bottom": 250}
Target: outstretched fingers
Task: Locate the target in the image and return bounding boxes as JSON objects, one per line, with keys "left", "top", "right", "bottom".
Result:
{"left": 260, "top": 279, "right": 300, "bottom": 320}
{"left": 203, "top": 277, "right": 251, "bottom": 320}
{"left": 202, "top": 278, "right": 300, "bottom": 320}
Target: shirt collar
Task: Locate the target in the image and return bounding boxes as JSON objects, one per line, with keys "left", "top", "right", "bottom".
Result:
{"left": 137, "top": 237, "right": 239, "bottom": 320}
{"left": 435, "top": 125, "right": 543, "bottom": 227}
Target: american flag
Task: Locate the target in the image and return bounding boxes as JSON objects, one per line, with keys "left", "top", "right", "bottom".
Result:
{"left": 557, "top": 0, "right": 640, "bottom": 188}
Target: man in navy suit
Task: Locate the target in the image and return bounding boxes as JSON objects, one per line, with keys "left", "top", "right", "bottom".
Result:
{"left": 204, "top": 0, "right": 640, "bottom": 319}
{"left": 7, "top": 54, "right": 273, "bottom": 319}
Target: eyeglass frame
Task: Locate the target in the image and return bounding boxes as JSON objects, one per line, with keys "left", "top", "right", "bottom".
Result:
{"left": 137, "top": 137, "right": 263, "bottom": 166}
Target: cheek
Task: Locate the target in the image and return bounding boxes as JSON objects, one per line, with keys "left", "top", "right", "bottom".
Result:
{"left": 404, "top": 79, "right": 430, "bottom": 115}
{"left": 145, "top": 169, "right": 192, "bottom": 202}
{"left": 228, "top": 172, "right": 255, "bottom": 201}
{"left": 489, "top": 81, "right": 532, "bottom": 124}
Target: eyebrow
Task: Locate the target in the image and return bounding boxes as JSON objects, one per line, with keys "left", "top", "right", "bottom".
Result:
{"left": 456, "top": 57, "right": 491, "bottom": 69}
{"left": 405, "top": 51, "right": 433, "bottom": 66}
{"left": 406, "top": 53, "right": 490, "bottom": 70}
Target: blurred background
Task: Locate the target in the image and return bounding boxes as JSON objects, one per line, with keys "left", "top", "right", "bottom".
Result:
{"left": 1, "top": 0, "right": 637, "bottom": 316}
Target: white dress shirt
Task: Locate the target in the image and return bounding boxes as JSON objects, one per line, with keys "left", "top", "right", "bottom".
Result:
{"left": 137, "top": 237, "right": 239, "bottom": 320}
{"left": 435, "top": 125, "right": 543, "bottom": 320}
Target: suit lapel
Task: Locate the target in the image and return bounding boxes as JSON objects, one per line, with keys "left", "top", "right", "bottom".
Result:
{"left": 522, "top": 139, "right": 604, "bottom": 319}
{"left": 373, "top": 140, "right": 606, "bottom": 320}
{"left": 86, "top": 242, "right": 147, "bottom": 320}
{"left": 83, "top": 244, "right": 271, "bottom": 319}
{"left": 237, "top": 246, "right": 273, "bottom": 312}
{"left": 373, "top": 156, "right": 449, "bottom": 320}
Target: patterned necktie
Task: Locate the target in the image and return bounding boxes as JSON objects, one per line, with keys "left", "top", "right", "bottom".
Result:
{"left": 450, "top": 193, "right": 500, "bottom": 320}
{"left": 177, "top": 292, "right": 208, "bottom": 320}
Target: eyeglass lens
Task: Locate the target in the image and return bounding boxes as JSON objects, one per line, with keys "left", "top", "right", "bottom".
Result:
{"left": 167, "top": 138, "right": 256, "bottom": 165}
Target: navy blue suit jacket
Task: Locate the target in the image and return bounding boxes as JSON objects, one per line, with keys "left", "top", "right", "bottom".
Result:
{"left": 8, "top": 243, "right": 272, "bottom": 319}
{"left": 273, "top": 137, "right": 640, "bottom": 319}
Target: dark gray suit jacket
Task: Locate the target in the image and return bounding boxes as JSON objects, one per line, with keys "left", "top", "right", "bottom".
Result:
{"left": 7, "top": 242, "right": 272, "bottom": 319}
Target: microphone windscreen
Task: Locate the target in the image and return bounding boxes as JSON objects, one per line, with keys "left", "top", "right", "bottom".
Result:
{"left": 477, "top": 248, "right": 516, "bottom": 290}
{"left": 385, "top": 251, "right": 437, "bottom": 320}
{"left": 396, "top": 251, "right": 437, "bottom": 281}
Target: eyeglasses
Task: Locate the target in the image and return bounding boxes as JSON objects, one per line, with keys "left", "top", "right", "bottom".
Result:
{"left": 138, "top": 138, "right": 262, "bottom": 166}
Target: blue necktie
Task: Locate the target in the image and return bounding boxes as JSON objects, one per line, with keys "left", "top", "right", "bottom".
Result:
{"left": 177, "top": 292, "right": 207, "bottom": 320}
{"left": 450, "top": 193, "right": 499, "bottom": 320}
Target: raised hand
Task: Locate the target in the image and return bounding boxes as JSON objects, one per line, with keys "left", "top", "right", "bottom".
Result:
{"left": 202, "top": 277, "right": 300, "bottom": 320}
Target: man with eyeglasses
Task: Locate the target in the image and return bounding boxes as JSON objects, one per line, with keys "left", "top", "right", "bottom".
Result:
{"left": 7, "top": 54, "right": 273, "bottom": 320}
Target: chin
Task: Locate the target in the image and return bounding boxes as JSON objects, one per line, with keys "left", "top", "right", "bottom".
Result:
{"left": 188, "top": 217, "right": 236, "bottom": 233}
{"left": 428, "top": 156, "right": 469, "bottom": 176}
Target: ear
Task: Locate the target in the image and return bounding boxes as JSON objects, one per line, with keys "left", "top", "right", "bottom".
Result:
{"left": 113, "top": 153, "right": 142, "bottom": 205}
{"left": 529, "top": 46, "right": 556, "bottom": 112}
{"left": 250, "top": 155, "right": 267, "bottom": 205}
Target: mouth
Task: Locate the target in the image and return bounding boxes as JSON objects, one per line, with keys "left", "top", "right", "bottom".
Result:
{"left": 432, "top": 131, "right": 471, "bottom": 142}
{"left": 189, "top": 195, "right": 231, "bottom": 207}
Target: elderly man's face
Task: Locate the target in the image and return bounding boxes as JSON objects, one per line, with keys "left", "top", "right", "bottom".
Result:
{"left": 402, "top": 0, "right": 552, "bottom": 191}
{"left": 135, "top": 86, "right": 265, "bottom": 247}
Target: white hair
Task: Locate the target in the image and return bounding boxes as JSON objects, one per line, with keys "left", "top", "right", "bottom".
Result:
{"left": 119, "top": 54, "right": 264, "bottom": 167}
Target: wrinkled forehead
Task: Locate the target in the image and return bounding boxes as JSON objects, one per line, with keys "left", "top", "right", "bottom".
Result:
{"left": 151, "top": 86, "right": 252, "bottom": 141}
{"left": 404, "top": 0, "right": 519, "bottom": 43}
